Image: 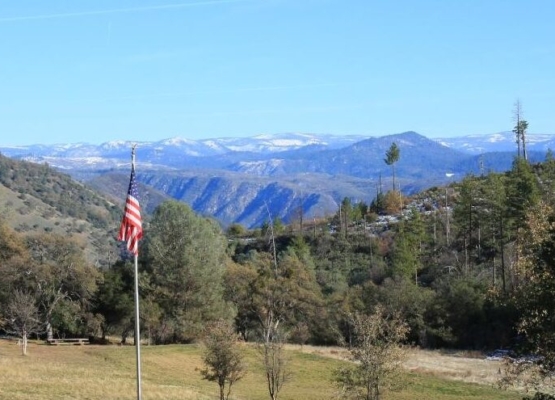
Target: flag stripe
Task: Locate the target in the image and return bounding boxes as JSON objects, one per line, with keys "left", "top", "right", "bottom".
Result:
{"left": 118, "top": 166, "right": 143, "bottom": 255}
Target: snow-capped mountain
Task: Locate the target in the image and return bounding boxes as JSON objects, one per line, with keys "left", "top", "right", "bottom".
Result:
{"left": 0, "top": 133, "right": 366, "bottom": 160}
{"left": 2, "top": 130, "right": 553, "bottom": 227}
{"left": 4, "top": 131, "right": 554, "bottom": 163}
{"left": 0, "top": 133, "right": 370, "bottom": 171}
{"left": 212, "top": 132, "right": 366, "bottom": 153}
{"left": 437, "top": 131, "right": 555, "bottom": 155}
{"left": 3, "top": 130, "right": 554, "bottom": 177}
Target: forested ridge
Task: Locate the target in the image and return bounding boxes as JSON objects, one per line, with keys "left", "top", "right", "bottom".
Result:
{"left": 2, "top": 152, "right": 555, "bottom": 392}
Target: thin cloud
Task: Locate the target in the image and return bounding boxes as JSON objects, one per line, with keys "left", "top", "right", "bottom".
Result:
{"left": 0, "top": 0, "right": 250, "bottom": 23}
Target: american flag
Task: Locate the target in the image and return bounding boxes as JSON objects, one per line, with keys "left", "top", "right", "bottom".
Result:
{"left": 118, "top": 165, "right": 143, "bottom": 255}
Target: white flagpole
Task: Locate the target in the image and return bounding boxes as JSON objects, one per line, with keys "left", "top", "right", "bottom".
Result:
{"left": 134, "top": 253, "right": 142, "bottom": 400}
{"left": 131, "top": 146, "right": 142, "bottom": 400}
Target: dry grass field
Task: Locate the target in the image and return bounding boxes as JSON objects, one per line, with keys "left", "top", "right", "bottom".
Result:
{"left": 292, "top": 345, "right": 505, "bottom": 386}
{"left": 0, "top": 339, "right": 521, "bottom": 400}
{"left": 404, "top": 348, "right": 505, "bottom": 386}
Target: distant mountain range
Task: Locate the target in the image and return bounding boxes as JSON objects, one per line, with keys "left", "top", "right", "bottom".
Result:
{"left": 1, "top": 131, "right": 552, "bottom": 227}
{"left": 0, "top": 133, "right": 367, "bottom": 169}
{"left": 437, "top": 132, "right": 555, "bottom": 155}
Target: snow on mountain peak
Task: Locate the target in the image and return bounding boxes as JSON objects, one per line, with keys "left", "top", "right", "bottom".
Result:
{"left": 486, "top": 133, "right": 511, "bottom": 143}
{"left": 101, "top": 140, "right": 135, "bottom": 149}
{"left": 159, "top": 137, "right": 198, "bottom": 146}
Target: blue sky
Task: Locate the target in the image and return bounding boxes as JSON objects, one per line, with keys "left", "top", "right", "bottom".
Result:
{"left": 1, "top": 0, "right": 554, "bottom": 145}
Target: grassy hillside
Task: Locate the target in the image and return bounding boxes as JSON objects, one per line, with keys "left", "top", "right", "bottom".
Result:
{"left": 0, "top": 155, "right": 123, "bottom": 267}
{"left": 0, "top": 340, "right": 521, "bottom": 400}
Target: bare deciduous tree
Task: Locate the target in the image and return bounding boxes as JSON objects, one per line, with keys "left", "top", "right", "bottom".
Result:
{"left": 200, "top": 319, "right": 246, "bottom": 400}
{"left": 5, "top": 290, "right": 41, "bottom": 356}
{"left": 258, "top": 205, "right": 291, "bottom": 400}
{"left": 259, "top": 326, "right": 290, "bottom": 400}
{"left": 334, "top": 305, "right": 408, "bottom": 400}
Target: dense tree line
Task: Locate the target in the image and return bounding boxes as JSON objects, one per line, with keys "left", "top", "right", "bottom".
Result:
{"left": 2, "top": 155, "right": 555, "bottom": 373}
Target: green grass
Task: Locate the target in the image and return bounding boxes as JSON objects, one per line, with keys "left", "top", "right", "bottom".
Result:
{"left": 0, "top": 340, "right": 522, "bottom": 400}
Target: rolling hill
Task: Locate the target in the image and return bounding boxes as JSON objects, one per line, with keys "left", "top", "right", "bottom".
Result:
{"left": 0, "top": 154, "right": 124, "bottom": 267}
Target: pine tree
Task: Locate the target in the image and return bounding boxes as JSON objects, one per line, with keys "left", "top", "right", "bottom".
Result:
{"left": 384, "top": 143, "right": 400, "bottom": 192}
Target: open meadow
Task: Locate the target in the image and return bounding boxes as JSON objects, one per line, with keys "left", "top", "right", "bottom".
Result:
{"left": 0, "top": 339, "right": 522, "bottom": 400}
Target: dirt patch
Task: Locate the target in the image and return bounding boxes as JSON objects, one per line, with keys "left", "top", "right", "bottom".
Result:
{"left": 288, "top": 344, "right": 503, "bottom": 386}
{"left": 404, "top": 348, "right": 503, "bottom": 385}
